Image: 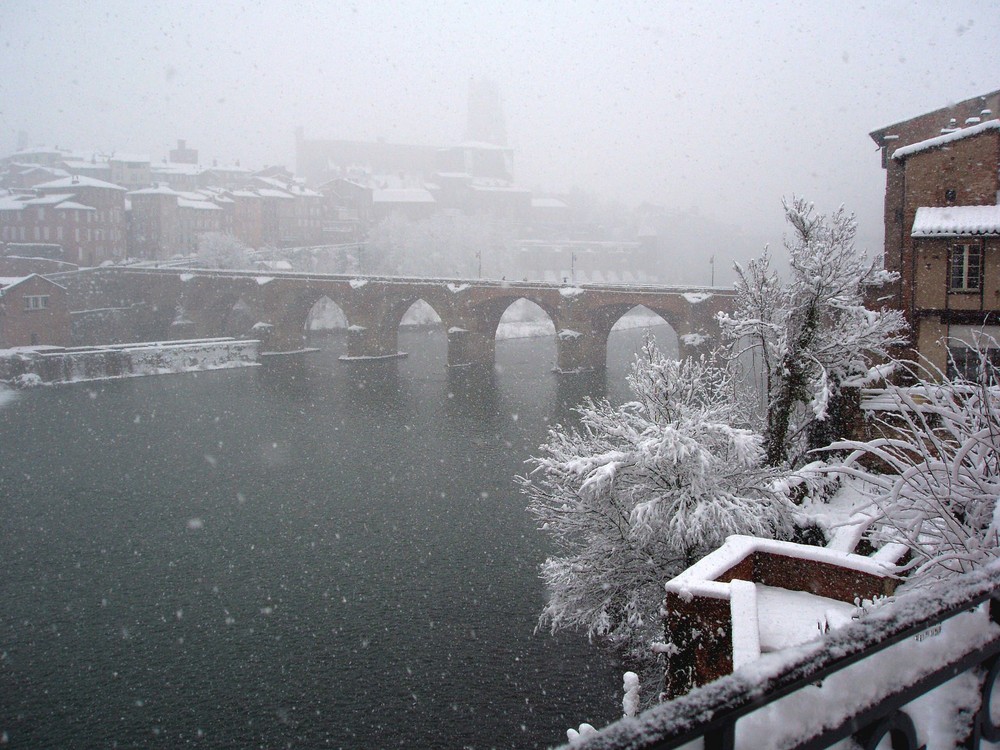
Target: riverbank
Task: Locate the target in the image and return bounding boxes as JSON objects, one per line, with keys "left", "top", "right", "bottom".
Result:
{"left": 0, "top": 337, "right": 259, "bottom": 387}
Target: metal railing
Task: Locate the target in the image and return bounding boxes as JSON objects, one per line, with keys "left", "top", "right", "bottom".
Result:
{"left": 575, "top": 564, "right": 1000, "bottom": 750}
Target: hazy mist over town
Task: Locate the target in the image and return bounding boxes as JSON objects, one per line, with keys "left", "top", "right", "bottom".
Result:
{"left": 4, "top": 3, "right": 1000, "bottom": 749}
{"left": 2, "top": 1, "right": 998, "bottom": 281}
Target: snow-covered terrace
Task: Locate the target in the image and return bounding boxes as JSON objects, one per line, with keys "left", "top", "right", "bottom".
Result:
{"left": 571, "top": 561, "right": 1000, "bottom": 750}
{"left": 662, "top": 535, "right": 901, "bottom": 693}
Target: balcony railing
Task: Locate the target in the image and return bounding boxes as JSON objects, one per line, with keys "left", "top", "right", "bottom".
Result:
{"left": 573, "top": 563, "right": 1000, "bottom": 750}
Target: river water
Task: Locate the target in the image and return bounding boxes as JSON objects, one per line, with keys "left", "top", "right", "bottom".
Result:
{"left": 0, "top": 325, "right": 673, "bottom": 749}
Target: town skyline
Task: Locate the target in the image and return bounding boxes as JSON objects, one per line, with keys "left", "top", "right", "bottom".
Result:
{"left": 3, "top": 1, "right": 999, "bottom": 263}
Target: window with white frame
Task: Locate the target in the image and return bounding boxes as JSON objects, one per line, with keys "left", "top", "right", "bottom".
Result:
{"left": 948, "top": 242, "right": 983, "bottom": 291}
{"left": 23, "top": 295, "right": 49, "bottom": 311}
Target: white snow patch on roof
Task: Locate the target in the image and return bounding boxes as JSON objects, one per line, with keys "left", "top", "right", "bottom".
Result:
{"left": 447, "top": 283, "right": 469, "bottom": 293}
{"left": 559, "top": 286, "right": 584, "bottom": 297}
{"left": 348, "top": 278, "right": 368, "bottom": 289}
{"left": 892, "top": 118, "right": 1000, "bottom": 160}
{"left": 255, "top": 276, "right": 273, "bottom": 285}
{"left": 911, "top": 205, "right": 1000, "bottom": 237}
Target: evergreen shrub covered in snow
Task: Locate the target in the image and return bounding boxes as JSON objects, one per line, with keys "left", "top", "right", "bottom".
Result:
{"left": 520, "top": 341, "right": 792, "bottom": 660}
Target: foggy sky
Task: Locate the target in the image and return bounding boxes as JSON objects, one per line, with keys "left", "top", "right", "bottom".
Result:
{"left": 2, "top": 0, "right": 998, "bottom": 264}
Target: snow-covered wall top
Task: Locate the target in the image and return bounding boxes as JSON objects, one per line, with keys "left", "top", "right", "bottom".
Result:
{"left": 891, "top": 118, "right": 1000, "bottom": 160}
{"left": 911, "top": 205, "right": 1000, "bottom": 237}
{"left": 665, "top": 534, "right": 895, "bottom": 600}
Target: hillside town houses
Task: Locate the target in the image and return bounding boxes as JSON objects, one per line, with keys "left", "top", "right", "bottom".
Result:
{"left": 0, "top": 142, "right": 329, "bottom": 265}
{"left": 0, "top": 135, "right": 650, "bottom": 283}
{"left": 870, "top": 88, "right": 1000, "bottom": 377}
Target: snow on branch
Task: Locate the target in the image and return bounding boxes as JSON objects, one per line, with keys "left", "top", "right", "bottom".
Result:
{"left": 519, "top": 339, "right": 792, "bottom": 658}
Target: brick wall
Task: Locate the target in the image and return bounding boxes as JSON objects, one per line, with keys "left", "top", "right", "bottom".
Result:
{"left": 0, "top": 276, "right": 71, "bottom": 347}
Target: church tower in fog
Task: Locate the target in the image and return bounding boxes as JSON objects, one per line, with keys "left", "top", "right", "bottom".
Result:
{"left": 465, "top": 78, "right": 507, "bottom": 147}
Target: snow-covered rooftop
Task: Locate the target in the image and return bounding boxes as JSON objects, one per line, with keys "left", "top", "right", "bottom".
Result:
{"left": 911, "top": 205, "right": 1000, "bottom": 237}
{"left": 33, "top": 175, "right": 127, "bottom": 191}
{"left": 23, "top": 193, "right": 75, "bottom": 206}
{"left": 255, "top": 188, "right": 293, "bottom": 199}
{"left": 151, "top": 163, "right": 203, "bottom": 176}
{"left": 109, "top": 153, "right": 150, "bottom": 163}
{"left": 177, "top": 198, "right": 221, "bottom": 210}
{"left": 373, "top": 188, "right": 436, "bottom": 203}
{"left": 891, "top": 118, "right": 1000, "bottom": 160}
{"left": 54, "top": 201, "right": 96, "bottom": 211}
{"left": 127, "top": 185, "right": 180, "bottom": 196}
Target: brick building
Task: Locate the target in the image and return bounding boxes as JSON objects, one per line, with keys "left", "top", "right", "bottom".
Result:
{"left": 127, "top": 186, "right": 229, "bottom": 259}
{"left": 0, "top": 174, "right": 126, "bottom": 266}
{"left": 870, "top": 91, "right": 1000, "bottom": 376}
{"left": 0, "top": 274, "right": 71, "bottom": 347}
{"left": 127, "top": 185, "right": 183, "bottom": 260}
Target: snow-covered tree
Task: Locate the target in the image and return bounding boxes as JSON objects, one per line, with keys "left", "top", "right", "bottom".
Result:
{"left": 519, "top": 341, "right": 791, "bottom": 658}
{"left": 718, "top": 198, "right": 908, "bottom": 468}
{"left": 196, "top": 232, "right": 251, "bottom": 269}
{"left": 824, "top": 349, "right": 1000, "bottom": 581}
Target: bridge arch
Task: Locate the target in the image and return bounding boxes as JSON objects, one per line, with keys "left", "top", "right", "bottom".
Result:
{"left": 176, "top": 282, "right": 255, "bottom": 341}
{"left": 496, "top": 298, "right": 557, "bottom": 340}
{"left": 221, "top": 293, "right": 261, "bottom": 338}
{"left": 257, "top": 285, "right": 355, "bottom": 353}
{"left": 390, "top": 297, "right": 450, "bottom": 332}
{"left": 306, "top": 295, "right": 348, "bottom": 333}
{"left": 448, "top": 293, "right": 561, "bottom": 369}
{"left": 603, "top": 304, "right": 680, "bottom": 370}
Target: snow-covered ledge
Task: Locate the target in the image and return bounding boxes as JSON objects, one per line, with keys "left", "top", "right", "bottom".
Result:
{"left": 662, "top": 535, "right": 901, "bottom": 698}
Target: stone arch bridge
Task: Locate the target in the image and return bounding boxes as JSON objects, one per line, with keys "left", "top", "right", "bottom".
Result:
{"left": 64, "top": 268, "right": 735, "bottom": 372}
